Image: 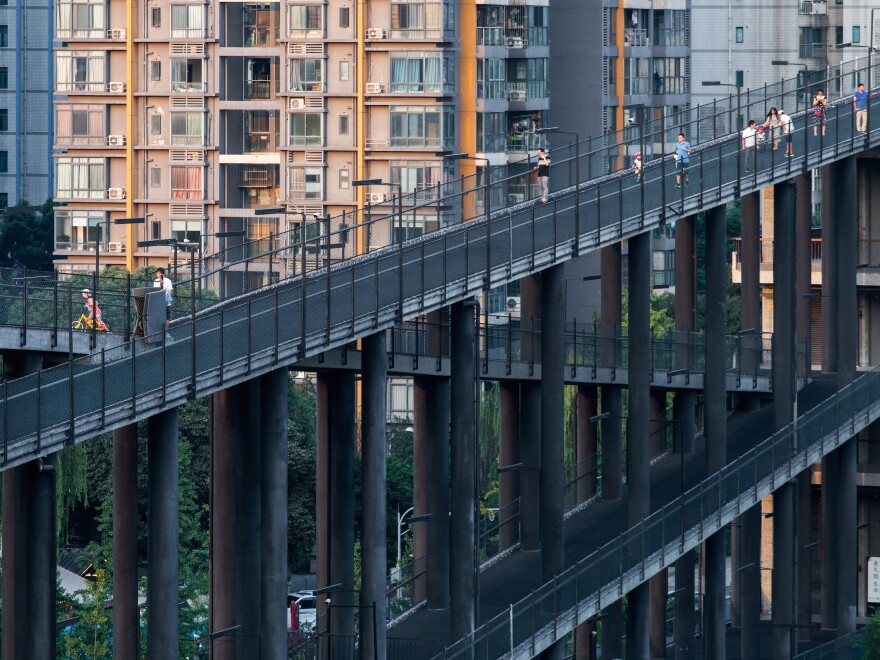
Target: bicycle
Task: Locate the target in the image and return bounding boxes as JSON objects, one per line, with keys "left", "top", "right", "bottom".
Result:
{"left": 72, "top": 314, "right": 110, "bottom": 332}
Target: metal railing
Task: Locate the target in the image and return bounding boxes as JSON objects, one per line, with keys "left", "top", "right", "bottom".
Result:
{"left": 793, "top": 630, "right": 863, "bottom": 659}
{"left": 436, "top": 362, "right": 880, "bottom": 659}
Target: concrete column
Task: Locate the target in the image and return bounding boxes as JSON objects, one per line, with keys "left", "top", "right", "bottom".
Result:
{"left": 261, "top": 368, "right": 289, "bottom": 660}
{"left": 835, "top": 155, "right": 858, "bottom": 636}
{"left": 674, "top": 550, "right": 696, "bottom": 660}
{"left": 210, "top": 384, "right": 244, "bottom": 659}
{"left": 361, "top": 333, "right": 388, "bottom": 660}
{"left": 820, "top": 165, "right": 838, "bottom": 375}
{"left": 649, "top": 572, "right": 668, "bottom": 659}
{"left": 627, "top": 232, "right": 651, "bottom": 660}
{"left": 603, "top": 602, "right": 623, "bottom": 660}
{"left": 521, "top": 275, "right": 542, "bottom": 550}
{"left": 601, "top": 245, "right": 623, "bottom": 501}
{"left": 796, "top": 470, "right": 813, "bottom": 650}
{"left": 450, "top": 300, "right": 477, "bottom": 640}
{"left": 316, "top": 371, "right": 356, "bottom": 637}
{"left": 795, "top": 174, "right": 812, "bottom": 377}
{"left": 704, "top": 204, "right": 728, "bottom": 660}
{"left": 573, "top": 618, "right": 596, "bottom": 659}
{"left": 772, "top": 180, "right": 796, "bottom": 660}
{"left": 147, "top": 407, "right": 180, "bottom": 660}
{"left": 426, "top": 377, "right": 451, "bottom": 610}
{"left": 739, "top": 505, "right": 762, "bottom": 659}
{"left": 674, "top": 215, "right": 697, "bottom": 338}
{"left": 576, "top": 385, "right": 598, "bottom": 502}
{"left": 741, "top": 192, "right": 761, "bottom": 376}
{"left": 236, "top": 380, "right": 262, "bottom": 657}
{"left": 114, "top": 424, "right": 139, "bottom": 660}
{"left": 29, "top": 454, "right": 56, "bottom": 660}
{"left": 820, "top": 449, "right": 838, "bottom": 630}
{"left": 499, "top": 380, "right": 520, "bottom": 550}
{"left": 649, "top": 390, "right": 667, "bottom": 457}
{"left": 413, "top": 377, "right": 430, "bottom": 602}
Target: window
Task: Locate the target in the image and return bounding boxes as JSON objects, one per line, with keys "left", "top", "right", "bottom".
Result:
{"left": 0, "top": 151, "right": 7, "bottom": 172}
{"left": 289, "top": 58, "right": 324, "bottom": 91}
{"left": 0, "top": 26, "right": 8, "bottom": 48}
{"left": 55, "top": 157, "right": 105, "bottom": 199}
{"left": 150, "top": 61, "right": 162, "bottom": 81}
{"left": 151, "top": 7, "right": 161, "bottom": 27}
{"left": 56, "top": 105, "right": 104, "bottom": 145}
{"left": 800, "top": 27, "right": 826, "bottom": 59}
{"left": 246, "top": 216, "right": 279, "bottom": 240}
{"left": 171, "top": 59, "right": 204, "bottom": 92}
{"left": 243, "top": 5, "right": 274, "bottom": 46}
{"left": 0, "top": 110, "right": 7, "bottom": 132}
{"left": 0, "top": 68, "right": 7, "bottom": 89}
{"left": 624, "top": 57, "right": 650, "bottom": 95}
{"left": 151, "top": 221, "right": 161, "bottom": 240}
{"left": 391, "top": 160, "right": 441, "bottom": 201}
{"left": 735, "top": 27, "right": 744, "bottom": 43}
{"left": 507, "top": 58, "right": 548, "bottom": 98}
{"left": 735, "top": 70, "right": 744, "bottom": 88}
{"left": 339, "top": 115, "right": 350, "bottom": 135}
{"left": 55, "top": 210, "right": 105, "bottom": 250}
{"left": 653, "top": 57, "right": 687, "bottom": 95}
{"left": 653, "top": 10, "right": 687, "bottom": 47}
{"left": 171, "top": 166, "right": 203, "bottom": 199}
{"left": 170, "top": 112, "right": 204, "bottom": 146}
{"left": 390, "top": 105, "right": 454, "bottom": 149}
{"left": 289, "top": 113, "right": 322, "bottom": 146}
{"left": 339, "top": 7, "right": 350, "bottom": 28}
{"left": 0, "top": 194, "right": 7, "bottom": 210}
{"left": 150, "top": 113, "right": 162, "bottom": 135}
{"left": 288, "top": 5, "right": 323, "bottom": 38}
{"left": 853, "top": 26, "right": 861, "bottom": 44}
{"left": 171, "top": 5, "right": 204, "bottom": 38}
{"left": 477, "top": 58, "right": 505, "bottom": 99}
{"left": 390, "top": 52, "right": 453, "bottom": 94}
{"left": 171, "top": 220, "right": 200, "bottom": 243}
{"left": 288, "top": 167, "right": 323, "bottom": 200}
{"left": 56, "top": 51, "right": 105, "bottom": 92}
{"left": 392, "top": 213, "right": 430, "bottom": 242}
{"left": 339, "top": 169, "right": 350, "bottom": 189}
{"left": 244, "top": 110, "right": 277, "bottom": 152}
{"left": 477, "top": 111, "right": 504, "bottom": 152}
{"left": 391, "top": 0, "right": 449, "bottom": 39}
{"left": 56, "top": 0, "right": 105, "bottom": 38}
{"left": 151, "top": 168, "right": 161, "bottom": 188}
{"left": 339, "top": 61, "right": 350, "bottom": 82}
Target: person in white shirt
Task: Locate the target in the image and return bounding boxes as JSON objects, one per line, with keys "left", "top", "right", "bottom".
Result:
{"left": 153, "top": 267, "right": 174, "bottom": 335}
{"left": 778, "top": 110, "right": 793, "bottom": 157}
{"left": 741, "top": 120, "right": 757, "bottom": 172}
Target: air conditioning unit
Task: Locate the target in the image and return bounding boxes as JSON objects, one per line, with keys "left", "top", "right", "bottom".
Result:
{"left": 107, "top": 241, "right": 125, "bottom": 253}
{"left": 367, "top": 193, "right": 387, "bottom": 204}
{"left": 107, "top": 188, "right": 126, "bottom": 200}
{"left": 505, "top": 37, "right": 524, "bottom": 48}
{"left": 365, "top": 28, "right": 387, "bottom": 40}
{"left": 507, "top": 90, "right": 527, "bottom": 101}
{"left": 506, "top": 296, "right": 521, "bottom": 316}
{"left": 107, "top": 135, "right": 126, "bottom": 147}
{"left": 107, "top": 81, "right": 126, "bottom": 93}
{"left": 289, "top": 98, "right": 306, "bottom": 110}
{"left": 107, "top": 28, "right": 127, "bottom": 39}
{"left": 365, "top": 82, "right": 386, "bottom": 94}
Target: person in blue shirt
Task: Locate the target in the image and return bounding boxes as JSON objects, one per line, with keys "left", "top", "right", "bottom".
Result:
{"left": 853, "top": 83, "right": 869, "bottom": 134}
{"left": 674, "top": 133, "right": 692, "bottom": 188}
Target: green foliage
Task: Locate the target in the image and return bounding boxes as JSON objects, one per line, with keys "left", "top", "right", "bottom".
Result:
{"left": 479, "top": 382, "right": 500, "bottom": 497}
{"left": 288, "top": 377, "right": 317, "bottom": 572}
{"left": 862, "top": 609, "right": 880, "bottom": 660}
{"left": 0, "top": 199, "right": 54, "bottom": 271}
{"left": 59, "top": 569, "right": 113, "bottom": 660}
{"left": 57, "top": 443, "right": 90, "bottom": 544}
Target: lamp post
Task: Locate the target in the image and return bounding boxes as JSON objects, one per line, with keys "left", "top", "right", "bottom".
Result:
{"left": 836, "top": 41, "right": 877, "bottom": 138}
{"left": 396, "top": 505, "right": 414, "bottom": 566}
{"left": 536, "top": 127, "right": 581, "bottom": 255}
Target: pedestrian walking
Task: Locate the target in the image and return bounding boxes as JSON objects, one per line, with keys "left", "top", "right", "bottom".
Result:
{"left": 853, "top": 83, "right": 869, "bottom": 134}
{"left": 153, "top": 267, "right": 174, "bottom": 340}
{"left": 778, "top": 110, "right": 794, "bottom": 157}
{"left": 762, "top": 107, "right": 782, "bottom": 150}
{"left": 632, "top": 152, "right": 643, "bottom": 181}
{"left": 535, "top": 148, "right": 550, "bottom": 203}
{"left": 674, "top": 133, "right": 692, "bottom": 188}
{"left": 812, "top": 89, "right": 828, "bottom": 137}
{"left": 741, "top": 120, "right": 758, "bottom": 172}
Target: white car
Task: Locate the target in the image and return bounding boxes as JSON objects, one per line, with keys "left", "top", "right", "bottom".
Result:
{"left": 287, "top": 590, "right": 317, "bottom": 630}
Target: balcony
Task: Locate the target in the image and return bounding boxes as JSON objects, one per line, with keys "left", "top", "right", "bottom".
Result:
{"left": 624, "top": 28, "right": 649, "bottom": 47}
{"left": 245, "top": 80, "right": 273, "bottom": 99}
{"left": 505, "top": 131, "right": 546, "bottom": 153}
{"left": 244, "top": 131, "right": 277, "bottom": 153}
{"left": 506, "top": 81, "right": 548, "bottom": 102}
{"left": 171, "top": 81, "right": 207, "bottom": 94}
{"left": 798, "top": 0, "right": 827, "bottom": 15}
{"left": 243, "top": 5, "right": 279, "bottom": 46}
{"left": 799, "top": 43, "right": 828, "bottom": 59}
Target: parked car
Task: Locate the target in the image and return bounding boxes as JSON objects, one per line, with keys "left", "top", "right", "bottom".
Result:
{"left": 288, "top": 590, "right": 317, "bottom": 629}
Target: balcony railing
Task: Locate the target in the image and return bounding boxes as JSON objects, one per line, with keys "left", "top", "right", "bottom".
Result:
{"left": 624, "top": 28, "right": 649, "bottom": 47}
{"left": 798, "top": 0, "right": 827, "bottom": 15}
{"left": 244, "top": 26, "right": 274, "bottom": 47}
{"left": 800, "top": 43, "right": 828, "bottom": 59}
{"left": 506, "top": 81, "right": 548, "bottom": 101}
{"left": 506, "top": 131, "right": 546, "bottom": 152}
{"left": 171, "top": 81, "right": 207, "bottom": 94}
{"left": 245, "top": 80, "right": 272, "bottom": 99}
{"left": 244, "top": 132, "right": 277, "bottom": 153}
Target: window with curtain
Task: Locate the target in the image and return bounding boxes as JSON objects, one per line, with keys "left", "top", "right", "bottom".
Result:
{"left": 56, "top": 0, "right": 105, "bottom": 38}
{"left": 56, "top": 157, "right": 105, "bottom": 199}
{"left": 390, "top": 52, "right": 446, "bottom": 93}
{"left": 288, "top": 167, "right": 323, "bottom": 200}
{"left": 391, "top": 0, "right": 445, "bottom": 38}
{"left": 246, "top": 217, "right": 279, "bottom": 240}
{"left": 171, "top": 166, "right": 203, "bottom": 199}
{"left": 390, "top": 160, "right": 441, "bottom": 200}
{"left": 653, "top": 57, "right": 687, "bottom": 95}
{"left": 55, "top": 210, "right": 105, "bottom": 250}
{"left": 390, "top": 105, "right": 451, "bottom": 148}
{"left": 289, "top": 58, "right": 324, "bottom": 91}
{"left": 56, "top": 104, "right": 104, "bottom": 146}
{"left": 171, "top": 5, "right": 204, "bottom": 38}
{"left": 170, "top": 112, "right": 204, "bottom": 145}
{"left": 56, "top": 51, "right": 105, "bottom": 92}
{"left": 624, "top": 57, "right": 650, "bottom": 95}
{"left": 288, "top": 5, "right": 323, "bottom": 38}
{"left": 653, "top": 10, "right": 687, "bottom": 47}
{"left": 170, "top": 59, "right": 204, "bottom": 92}
{"left": 289, "top": 113, "right": 322, "bottom": 146}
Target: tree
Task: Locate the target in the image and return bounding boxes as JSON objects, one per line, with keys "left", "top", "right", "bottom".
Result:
{"left": 59, "top": 569, "right": 113, "bottom": 660}
{"left": 0, "top": 199, "right": 54, "bottom": 272}
{"left": 288, "top": 377, "right": 317, "bottom": 572}
{"left": 862, "top": 608, "right": 880, "bottom": 660}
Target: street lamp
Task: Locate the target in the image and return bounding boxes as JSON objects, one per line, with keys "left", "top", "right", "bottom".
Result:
{"left": 396, "top": 505, "right": 414, "bottom": 566}
{"left": 536, "top": 127, "right": 582, "bottom": 255}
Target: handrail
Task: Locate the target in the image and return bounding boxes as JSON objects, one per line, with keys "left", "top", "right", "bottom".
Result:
{"left": 792, "top": 630, "right": 863, "bottom": 659}
{"left": 436, "top": 365, "right": 880, "bottom": 659}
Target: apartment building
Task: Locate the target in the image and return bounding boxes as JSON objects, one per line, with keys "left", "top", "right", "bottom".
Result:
{"left": 52, "top": 0, "right": 551, "bottom": 278}
{"left": 0, "top": 0, "right": 53, "bottom": 211}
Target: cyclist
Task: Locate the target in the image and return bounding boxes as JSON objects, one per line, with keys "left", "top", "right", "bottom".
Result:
{"left": 82, "top": 289, "right": 109, "bottom": 331}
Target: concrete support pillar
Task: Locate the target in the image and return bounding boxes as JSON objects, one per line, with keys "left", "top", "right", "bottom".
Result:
{"left": 29, "top": 453, "right": 56, "bottom": 660}
{"left": 674, "top": 550, "right": 696, "bottom": 660}
{"left": 316, "top": 371, "right": 356, "bottom": 637}
{"left": 796, "top": 470, "right": 813, "bottom": 650}
{"left": 601, "top": 245, "right": 623, "bottom": 501}
{"left": 649, "top": 572, "right": 667, "bottom": 659}
{"left": 603, "top": 602, "right": 623, "bottom": 660}
{"left": 236, "top": 380, "right": 262, "bottom": 657}
{"left": 450, "top": 300, "right": 477, "bottom": 640}
{"left": 413, "top": 377, "right": 430, "bottom": 602}
{"left": 739, "top": 505, "right": 762, "bottom": 659}
{"left": 576, "top": 385, "right": 598, "bottom": 502}
{"left": 499, "top": 380, "right": 520, "bottom": 550}
{"left": 147, "top": 407, "right": 180, "bottom": 660}
{"left": 261, "top": 368, "right": 289, "bottom": 660}
{"left": 573, "top": 618, "right": 596, "bottom": 659}
{"left": 649, "top": 390, "right": 667, "bottom": 457}
{"left": 674, "top": 215, "right": 697, "bottom": 338}
{"left": 795, "top": 174, "right": 812, "bottom": 377}
{"left": 1, "top": 463, "right": 28, "bottom": 660}
{"left": 627, "top": 232, "right": 651, "bottom": 660}
{"left": 820, "top": 165, "right": 838, "bottom": 375}
{"left": 521, "top": 275, "right": 542, "bottom": 550}
{"left": 772, "top": 180, "right": 796, "bottom": 660}
{"left": 427, "top": 378, "right": 451, "bottom": 609}
{"left": 741, "top": 193, "right": 761, "bottom": 376}
{"left": 835, "top": 155, "right": 858, "bottom": 636}
{"left": 703, "top": 204, "right": 728, "bottom": 660}
{"left": 114, "top": 424, "right": 139, "bottom": 660}
{"left": 361, "top": 333, "right": 388, "bottom": 660}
